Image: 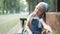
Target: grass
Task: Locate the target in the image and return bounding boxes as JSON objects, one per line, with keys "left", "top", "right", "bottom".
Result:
{"left": 53, "top": 30, "right": 59, "bottom": 34}
{"left": 0, "top": 18, "right": 20, "bottom": 34}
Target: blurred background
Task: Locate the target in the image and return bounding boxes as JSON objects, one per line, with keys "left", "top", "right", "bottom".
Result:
{"left": 0, "top": 0, "right": 60, "bottom": 34}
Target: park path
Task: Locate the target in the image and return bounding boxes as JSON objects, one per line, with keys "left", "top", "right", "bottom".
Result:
{"left": 0, "top": 12, "right": 28, "bottom": 34}
{"left": 0, "top": 14, "right": 20, "bottom": 25}
{"left": 6, "top": 22, "right": 22, "bottom": 34}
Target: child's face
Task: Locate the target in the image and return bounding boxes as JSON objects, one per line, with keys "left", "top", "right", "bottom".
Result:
{"left": 36, "top": 7, "right": 44, "bottom": 16}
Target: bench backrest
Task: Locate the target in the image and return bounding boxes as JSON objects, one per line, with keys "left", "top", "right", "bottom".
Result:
{"left": 46, "top": 12, "right": 60, "bottom": 33}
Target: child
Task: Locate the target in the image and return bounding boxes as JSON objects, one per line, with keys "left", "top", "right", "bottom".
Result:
{"left": 23, "top": 2, "right": 52, "bottom": 34}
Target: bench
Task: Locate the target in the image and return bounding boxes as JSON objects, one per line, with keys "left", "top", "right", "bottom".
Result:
{"left": 19, "top": 12, "right": 60, "bottom": 33}
{"left": 20, "top": 18, "right": 27, "bottom": 27}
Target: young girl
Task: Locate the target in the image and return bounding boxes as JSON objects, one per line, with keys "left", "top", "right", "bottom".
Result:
{"left": 23, "top": 2, "right": 52, "bottom": 34}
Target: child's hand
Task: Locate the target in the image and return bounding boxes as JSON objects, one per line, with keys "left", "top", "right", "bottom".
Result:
{"left": 42, "top": 28, "right": 52, "bottom": 34}
{"left": 29, "top": 31, "right": 32, "bottom": 34}
{"left": 43, "top": 25, "right": 52, "bottom": 34}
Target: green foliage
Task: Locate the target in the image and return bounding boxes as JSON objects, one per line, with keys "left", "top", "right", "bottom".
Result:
{"left": 0, "top": 0, "right": 4, "bottom": 10}
{"left": 20, "top": 1, "right": 26, "bottom": 12}
{"left": 53, "top": 31, "right": 59, "bottom": 34}
{"left": 26, "top": 0, "right": 34, "bottom": 5}
{"left": 0, "top": 0, "right": 20, "bottom": 14}
{"left": 20, "top": 0, "right": 28, "bottom": 12}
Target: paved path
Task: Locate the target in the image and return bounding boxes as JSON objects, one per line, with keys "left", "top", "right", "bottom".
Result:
{"left": 0, "top": 12, "right": 28, "bottom": 34}
{"left": 6, "top": 22, "right": 21, "bottom": 34}
{"left": 0, "top": 14, "right": 20, "bottom": 25}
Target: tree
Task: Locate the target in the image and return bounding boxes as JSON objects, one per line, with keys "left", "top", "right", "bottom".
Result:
{"left": 0, "top": 0, "right": 20, "bottom": 14}
{"left": 26, "top": 0, "right": 41, "bottom": 14}
{"left": 20, "top": 0, "right": 27, "bottom": 12}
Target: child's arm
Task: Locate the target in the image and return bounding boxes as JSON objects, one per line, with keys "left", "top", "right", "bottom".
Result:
{"left": 26, "top": 16, "right": 33, "bottom": 34}
{"left": 40, "top": 18, "right": 53, "bottom": 34}
{"left": 26, "top": 20, "right": 32, "bottom": 34}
